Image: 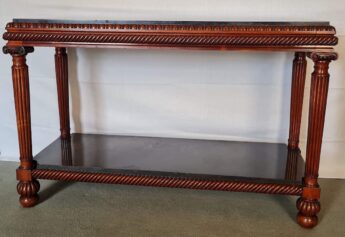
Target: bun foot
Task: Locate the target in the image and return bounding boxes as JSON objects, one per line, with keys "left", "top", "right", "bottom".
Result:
{"left": 17, "top": 179, "right": 40, "bottom": 208}
{"left": 297, "top": 212, "right": 318, "bottom": 228}
{"left": 296, "top": 197, "right": 320, "bottom": 228}
{"left": 19, "top": 194, "right": 39, "bottom": 208}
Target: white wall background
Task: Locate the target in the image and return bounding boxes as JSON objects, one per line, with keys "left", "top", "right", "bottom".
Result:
{"left": 0, "top": 0, "right": 344, "bottom": 178}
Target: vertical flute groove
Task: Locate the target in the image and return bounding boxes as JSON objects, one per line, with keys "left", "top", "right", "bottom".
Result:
{"left": 11, "top": 55, "right": 33, "bottom": 168}
{"left": 288, "top": 52, "right": 307, "bottom": 149}
{"left": 55, "top": 47, "right": 70, "bottom": 139}
{"left": 305, "top": 61, "right": 330, "bottom": 183}
{"left": 285, "top": 149, "right": 300, "bottom": 180}
{"left": 297, "top": 52, "right": 337, "bottom": 228}
{"left": 6, "top": 47, "right": 40, "bottom": 207}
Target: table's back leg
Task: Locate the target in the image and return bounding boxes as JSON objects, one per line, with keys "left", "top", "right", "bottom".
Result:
{"left": 288, "top": 52, "right": 307, "bottom": 150}
{"left": 286, "top": 52, "right": 307, "bottom": 180}
{"left": 55, "top": 47, "right": 70, "bottom": 139}
{"left": 3, "top": 46, "right": 40, "bottom": 207}
{"left": 296, "top": 52, "right": 337, "bottom": 228}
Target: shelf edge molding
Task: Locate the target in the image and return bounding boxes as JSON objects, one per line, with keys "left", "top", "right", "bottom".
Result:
{"left": 32, "top": 168, "right": 303, "bottom": 195}
{"left": 3, "top": 20, "right": 338, "bottom": 50}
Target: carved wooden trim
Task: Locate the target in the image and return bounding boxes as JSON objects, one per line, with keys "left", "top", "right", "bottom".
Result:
{"left": 32, "top": 169, "right": 303, "bottom": 195}
{"left": 3, "top": 32, "right": 338, "bottom": 47}
{"left": 3, "top": 46, "right": 34, "bottom": 56}
{"left": 309, "top": 52, "right": 338, "bottom": 61}
{"left": 3, "top": 21, "right": 338, "bottom": 49}
{"left": 6, "top": 22, "right": 337, "bottom": 33}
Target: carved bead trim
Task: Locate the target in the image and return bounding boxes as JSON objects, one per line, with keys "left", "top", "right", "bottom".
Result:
{"left": 6, "top": 22, "right": 336, "bottom": 34}
{"left": 2, "top": 32, "right": 338, "bottom": 46}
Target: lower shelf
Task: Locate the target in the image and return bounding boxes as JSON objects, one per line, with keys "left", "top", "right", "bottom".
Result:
{"left": 33, "top": 133, "right": 304, "bottom": 195}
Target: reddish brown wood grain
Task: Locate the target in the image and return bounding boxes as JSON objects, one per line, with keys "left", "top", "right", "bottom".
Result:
{"left": 297, "top": 52, "right": 338, "bottom": 228}
{"left": 2, "top": 20, "right": 339, "bottom": 228}
{"left": 32, "top": 168, "right": 303, "bottom": 195}
{"left": 11, "top": 52, "right": 32, "bottom": 167}
{"left": 288, "top": 52, "right": 307, "bottom": 149}
{"left": 285, "top": 148, "right": 302, "bottom": 181}
{"left": 3, "top": 46, "right": 40, "bottom": 207}
{"left": 55, "top": 47, "right": 70, "bottom": 139}
{"left": 3, "top": 20, "right": 338, "bottom": 51}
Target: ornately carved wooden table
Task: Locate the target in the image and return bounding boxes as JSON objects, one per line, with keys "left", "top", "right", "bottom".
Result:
{"left": 2, "top": 19, "right": 338, "bottom": 228}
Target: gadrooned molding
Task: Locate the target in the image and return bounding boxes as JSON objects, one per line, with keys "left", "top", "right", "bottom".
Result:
{"left": 3, "top": 21, "right": 338, "bottom": 47}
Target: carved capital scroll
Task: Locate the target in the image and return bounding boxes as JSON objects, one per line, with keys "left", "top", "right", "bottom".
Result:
{"left": 3, "top": 46, "right": 34, "bottom": 56}
{"left": 308, "top": 52, "right": 338, "bottom": 62}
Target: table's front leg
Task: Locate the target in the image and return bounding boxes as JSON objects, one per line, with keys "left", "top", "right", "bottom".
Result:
{"left": 297, "top": 52, "right": 337, "bottom": 228}
{"left": 3, "top": 46, "right": 39, "bottom": 207}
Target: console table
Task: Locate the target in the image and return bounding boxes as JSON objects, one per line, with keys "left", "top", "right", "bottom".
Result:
{"left": 2, "top": 19, "right": 338, "bottom": 228}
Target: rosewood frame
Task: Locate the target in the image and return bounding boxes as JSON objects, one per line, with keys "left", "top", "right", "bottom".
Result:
{"left": 2, "top": 20, "right": 338, "bottom": 228}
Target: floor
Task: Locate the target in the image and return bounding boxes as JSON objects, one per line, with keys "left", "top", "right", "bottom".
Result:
{"left": 0, "top": 161, "right": 344, "bottom": 237}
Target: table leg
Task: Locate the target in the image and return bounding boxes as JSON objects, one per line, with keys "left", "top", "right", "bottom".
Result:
{"left": 55, "top": 47, "right": 70, "bottom": 139}
{"left": 3, "top": 46, "right": 39, "bottom": 207}
{"left": 288, "top": 52, "right": 307, "bottom": 149}
{"left": 286, "top": 52, "right": 307, "bottom": 180}
{"left": 296, "top": 52, "right": 337, "bottom": 228}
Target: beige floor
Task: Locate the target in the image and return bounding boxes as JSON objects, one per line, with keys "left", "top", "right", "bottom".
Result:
{"left": 0, "top": 161, "right": 344, "bottom": 237}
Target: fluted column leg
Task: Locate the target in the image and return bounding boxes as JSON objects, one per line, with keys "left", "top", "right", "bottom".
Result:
{"left": 3, "top": 46, "right": 40, "bottom": 207}
{"left": 55, "top": 47, "right": 70, "bottom": 139}
{"left": 285, "top": 149, "right": 300, "bottom": 181}
{"left": 296, "top": 52, "right": 337, "bottom": 228}
{"left": 285, "top": 52, "right": 307, "bottom": 180}
{"left": 288, "top": 52, "right": 307, "bottom": 149}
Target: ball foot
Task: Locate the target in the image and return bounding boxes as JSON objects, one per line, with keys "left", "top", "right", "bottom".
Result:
{"left": 297, "top": 212, "right": 318, "bottom": 228}
{"left": 296, "top": 197, "right": 320, "bottom": 228}
{"left": 19, "top": 194, "right": 39, "bottom": 207}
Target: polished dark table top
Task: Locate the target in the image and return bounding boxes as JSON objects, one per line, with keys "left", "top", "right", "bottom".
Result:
{"left": 13, "top": 19, "right": 330, "bottom": 26}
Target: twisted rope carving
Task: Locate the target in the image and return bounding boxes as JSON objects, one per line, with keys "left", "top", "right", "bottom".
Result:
{"left": 3, "top": 32, "right": 338, "bottom": 46}
{"left": 32, "top": 169, "right": 302, "bottom": 195}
